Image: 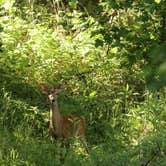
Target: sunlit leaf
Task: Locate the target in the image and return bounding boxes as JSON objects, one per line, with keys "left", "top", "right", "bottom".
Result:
{"left": 89, "top": 91, "right": 97, "bottom": 97}
{"left": 154, "top": 0, "right": 161, "bottom": 4}
{"left": 110, "top": 47, "right": 118, "bottom": 54}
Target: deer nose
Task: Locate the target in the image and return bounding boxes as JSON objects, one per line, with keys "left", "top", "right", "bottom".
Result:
{"left": 52, "top": 99, "right": 55, "bottom": 102}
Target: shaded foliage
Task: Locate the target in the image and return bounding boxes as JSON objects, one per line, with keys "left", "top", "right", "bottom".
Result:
{"left": 0, "top": 0, "right": 166, "bottom": 165}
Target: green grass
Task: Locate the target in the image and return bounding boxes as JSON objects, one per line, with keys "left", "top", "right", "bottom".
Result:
{"left": 0, "top": 126, "right": 92, "bottom": 166}
{"left": 0, "top": 88, "right": 166, "bottom": 166}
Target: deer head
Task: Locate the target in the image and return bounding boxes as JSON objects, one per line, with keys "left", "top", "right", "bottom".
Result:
{"left": 40, "top": 84, "right": 64, "bottom": 103}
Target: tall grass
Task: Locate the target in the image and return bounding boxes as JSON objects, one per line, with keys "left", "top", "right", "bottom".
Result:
{"left": 0, "top": 88, "right": 90, "bottom": 165}
{"left": 0, "top": 88, "right": 166, "bottom": 165}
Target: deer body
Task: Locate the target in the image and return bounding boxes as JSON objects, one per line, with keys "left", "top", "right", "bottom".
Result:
{"left": 49, "top": 99, "right": 86, "bottom": 141}
{"left": 40, "top": 85, "right": 87, "bottom": 145}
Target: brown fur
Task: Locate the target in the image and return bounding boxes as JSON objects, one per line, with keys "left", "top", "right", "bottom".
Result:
{"left": 40, "top": 85, "right": 88, "bottom": 151}
{"left": 49, "top": 114, "right": 86, "bottom": 141}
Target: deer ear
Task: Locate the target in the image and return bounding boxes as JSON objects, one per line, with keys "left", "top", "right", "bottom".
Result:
{"left": 40, "top": 84, "right": 49, "bottom": 93}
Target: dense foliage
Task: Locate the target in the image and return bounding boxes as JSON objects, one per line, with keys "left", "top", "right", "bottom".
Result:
{"left": 0, "top": 0, "right": 166, "bottom": 165}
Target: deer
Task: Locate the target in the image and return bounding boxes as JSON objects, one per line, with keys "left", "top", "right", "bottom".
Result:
{"left": 40, "top": 84, "right": 88, "bottom": 152}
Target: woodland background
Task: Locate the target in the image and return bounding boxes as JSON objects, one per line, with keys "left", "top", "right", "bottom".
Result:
{"left": 0, "top": 0, "right": 166, "bottom": 165}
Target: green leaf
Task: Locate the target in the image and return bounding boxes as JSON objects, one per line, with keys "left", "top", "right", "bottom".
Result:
{"left": 69, "top": 0, "right": 78, "bottom": 9}
{"left": 89, "top": 91, "right": 97, "bottom": 97}
{"left": 126, "top": 84, "right": 129, "bottom": 92}
{"left": 110, "top": 47, "right": 118, "bottom": 54}
{"left": 154, "top": 0, "right": 161, "bottom": 4}
{"left": 150, "top": 33, "right": 155, "bottom": 40}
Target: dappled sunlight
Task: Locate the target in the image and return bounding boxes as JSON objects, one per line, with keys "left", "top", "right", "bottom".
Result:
{"left": 0, "top": 0, "right": 165, "bottom": 165}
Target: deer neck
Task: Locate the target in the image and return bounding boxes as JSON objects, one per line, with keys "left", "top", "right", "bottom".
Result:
{"left": 50, "top": 100, "right": 61, "bottom": 136}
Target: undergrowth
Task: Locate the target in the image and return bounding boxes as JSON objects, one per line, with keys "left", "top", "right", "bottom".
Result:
{"left": 0, "top": 88, "right": 166, "bottom": 166}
